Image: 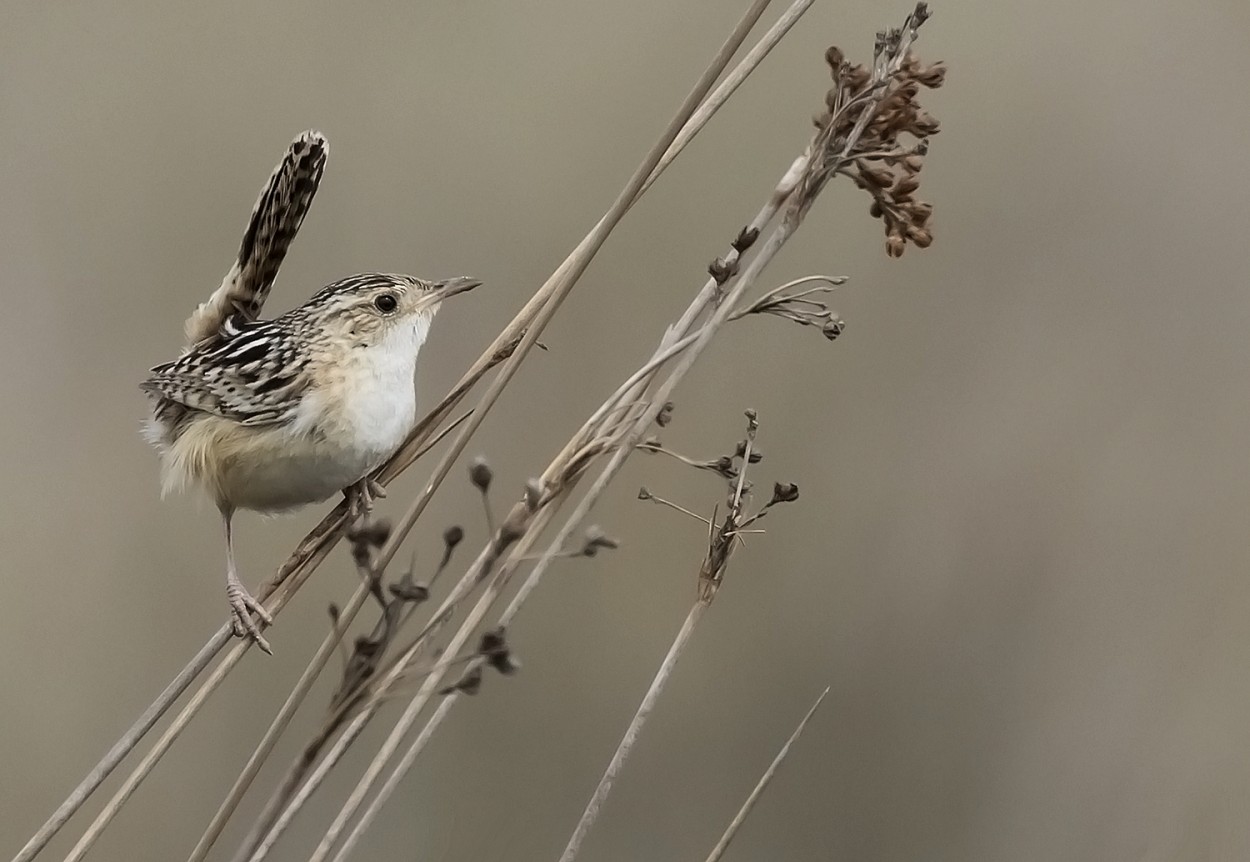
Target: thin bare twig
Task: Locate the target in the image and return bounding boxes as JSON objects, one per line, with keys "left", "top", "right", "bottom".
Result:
{"left": 559, "top": 602, "right": 708, "bottom": 862}
{"left": 703, "top": 687, "right": 830, "bottom": 862}
{"left": 184, "top": 415, "right": 472, "bottom": 862}
{"left": 240, "top": 5, "right": 779, "bottom": 860}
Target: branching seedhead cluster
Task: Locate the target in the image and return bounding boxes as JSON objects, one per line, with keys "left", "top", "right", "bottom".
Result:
{"left": 638, "top": 409, "right": 800, "bottom": 603}
{"left": 733, "top": 275, "right": 848, "bottom": 341}
{"left": 800, "top": 2, "right": 943, "bottom": 257}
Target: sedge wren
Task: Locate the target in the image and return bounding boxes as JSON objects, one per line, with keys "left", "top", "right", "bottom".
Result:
{"left": 141, "top": 131, "right": 479, "bottom": 652}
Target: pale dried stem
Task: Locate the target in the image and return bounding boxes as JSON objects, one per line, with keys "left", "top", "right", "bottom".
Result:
{"left": 293, "top": 6, "right": 927, "bottom": 857}
{"left": 555, "top": 424, "right": 755, "bottom": 862}
{"left": 703, "top": 687, "right": 829, "bottom": 862}
{"left": 9, "top": 631, "right": 230, "bottom": 862}
{"left": 310, "top": 92, "right": 821, "bottom": 862}
{"left": 16, "top": 6, "right": 763, "bottom": 857}
{"left": 316, "top": 158, "right": 810, "bottom": 862}
{"left": 238, "top": 4, "right": 780, "bottom": 859}
{"left": 57, "top": 411, "right": 469, "bottom": 862}
{"left": 187, "top": 590, "right": 370, "bottom": 862}
{"left": 11, "top": 360, "right": 493, "bottom": 862}
{"left": 14, "top": 1, "right": 861, "bottom": 858}
{"left": 638, "top": 0, "right": 814, "bottom": 200}
{"left": 186, "top": 412, "right": 472, "bottom": 862}
{"left": 558, "top": 602, "right": 708, "bottom": 862}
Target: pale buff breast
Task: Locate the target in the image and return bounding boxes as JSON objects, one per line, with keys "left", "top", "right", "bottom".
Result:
{"left": 160, "top": 318, "right": 425, "bottom": 513}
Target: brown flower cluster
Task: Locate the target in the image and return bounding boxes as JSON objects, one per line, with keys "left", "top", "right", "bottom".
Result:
{"left": 806, "top": 3, "right": 944, "bottom": 257}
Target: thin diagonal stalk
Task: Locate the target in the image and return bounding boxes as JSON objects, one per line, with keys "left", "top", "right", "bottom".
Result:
{"left": 703, "top": 688, "right": 829, "bottom": 862}
{"left": 238, "top": 4, "right": 777, "bottom": 858}
{"left": 558, "top": 602, "right": 707, "bottom": 862}
{"left": 637, "top": 0, "right": 814, "bottom": 200}
{"left": 15, "top": 4, "right": 802, "bottom": 856}
{"left": 243, "top": 500, "right": 557, "bottom": 862}
{"left": 10, "top": 355, "right": 498, "bottom": 862}
{"left": 219, "top": 16, "right": 812, "bottom": 850}
{"left": 366, "top": 0, "right": 777, "bottom": 579}
{"left": 54, "top": 397, "right": 481, "bottom": 862}
{"left": 320, "top": 509, "right": 562, "bottom": 862}
{"left": 183, "top": 412, "right": 471, "bottom": 862}
{"left": 9, "top": 631, "right": 230, "bottom": 862}
{"left": 316, "top": 131, "right": 819, "bottom": 862}
{"left": 60, "top": 508, "right": 365, "bottom": 862}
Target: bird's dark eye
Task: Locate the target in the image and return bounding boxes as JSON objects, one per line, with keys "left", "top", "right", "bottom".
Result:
{"left": 374, "top": 293, "right": 398, "bottom": 313}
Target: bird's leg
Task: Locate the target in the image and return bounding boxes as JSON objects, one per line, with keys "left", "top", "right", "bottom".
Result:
{"left": 344, "top": 475, "right": 387, "bottom": 525}
{"left": 222, "top": 508, "right": 273, "bottom": 655}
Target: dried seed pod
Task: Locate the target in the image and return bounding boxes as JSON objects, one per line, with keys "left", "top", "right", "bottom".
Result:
{"left": 822, "top": 319, "right": 846, "bottom": 340}
{"left": 468, "top": 457, "right": 492, "bottom": 492}
{"left": 656, "top": 401, "right": 674, "bottom": 428}
{"left": 770, "top": 482, "right": 801, "bottom": 504}
{"left": 908, "top": 227, "right": 933, "bottom": 248}
{"left": 443, "top": 525, "right": 464, "bottom": 549}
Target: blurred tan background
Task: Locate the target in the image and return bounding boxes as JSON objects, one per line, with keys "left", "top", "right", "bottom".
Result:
{"left": 3, "top": 0, "right": 1250, "bottom": 859}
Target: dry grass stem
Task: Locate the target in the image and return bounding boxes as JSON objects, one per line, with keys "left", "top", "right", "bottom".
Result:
{"left": 14, "top": 4, "right": 944, "bottom": 861}
{"left": 558, "top": 602, "right": 708, "bottom": 862}
{"left": 703, "top": 687, "right": 830, "bottom": 862}
{"left": 306, "top": 8, "right": 944, "bottom": 854}
{"left": 57, "top": 415, "right": 472, "bottom": 862}
{"left": 235, "top": 4, "right": 783, "bottom": 859}
{"left": 556, "top": 411, "right": 793, "bottom": 861}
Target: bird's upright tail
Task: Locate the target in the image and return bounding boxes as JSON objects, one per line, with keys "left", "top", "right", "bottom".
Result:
{"left": 183, "top": 130, "right": 328, "bottom": 348}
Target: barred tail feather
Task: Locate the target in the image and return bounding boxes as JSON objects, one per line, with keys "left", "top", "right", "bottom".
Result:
{"left": 184, "top": 130, "right": 328, "bottom": 347}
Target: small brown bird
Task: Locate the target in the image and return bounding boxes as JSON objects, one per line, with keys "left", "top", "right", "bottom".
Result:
{"left": 142, "top": 132, "right": 479, "bottom": 652}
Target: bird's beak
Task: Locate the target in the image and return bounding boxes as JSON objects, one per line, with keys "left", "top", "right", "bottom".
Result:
{"left": 431, "top": 276, "right": 482, "bottom": 298}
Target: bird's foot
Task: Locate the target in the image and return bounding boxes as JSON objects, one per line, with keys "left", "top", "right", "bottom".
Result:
{"left": 227, "top": 578, "right": 273, "bottom": 655}
{"left": 345, "top": 476, "right": 387, "bottom": 525}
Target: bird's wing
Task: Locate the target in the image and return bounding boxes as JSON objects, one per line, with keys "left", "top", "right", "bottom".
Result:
{"left": 183, "top": 131, "right": 328, "bottom": 349}
{"left": 142, "top": 320, "right": 309, "bottom": 427}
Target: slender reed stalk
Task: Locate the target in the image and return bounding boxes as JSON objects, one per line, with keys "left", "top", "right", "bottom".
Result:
{"left": 558, "top": 602, "right": 708, "bottom": 862}
{"left": 13, "top": 5, "right": 943, "bottom": 860}
{"left": 184, "top": 421, "right": 471, "bottom": 862}
{"left": 312, "top": 5, "right": 944, "bottom": 854}
{"left": 236, "top": 4, "right": 780, "bottom": 860}
{"left": 703, "top": 687, "right": 830, "bottom": 862}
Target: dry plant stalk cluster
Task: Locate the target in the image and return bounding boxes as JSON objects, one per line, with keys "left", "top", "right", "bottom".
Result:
{"left": 12, "top": 4, "right": 943, "bottom": 862}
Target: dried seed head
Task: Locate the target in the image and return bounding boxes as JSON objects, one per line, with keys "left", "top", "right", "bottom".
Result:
{"left": 770, "top": 482, "right": 801, "bottom": 504}
{"left": 708, "top": 256, "right": 738, "bottom": 285}
{"left": 637, "top": 486, "right": 653, "bottom": 501}
{"left": 731, "top": 225, "right": 760, "bottom": 253}
{"left": 581, "top": 526, "right": 620, "bottom": 557}
{"left": 388, "top": 580, "right": 430, "bottom": 603}
{"left": 656, "top": 401, "right": 675, "bottom": 428}
{"left": 468, "top": 457, "right": 493, "bottom": 492}
{"left": 712, "top": 455, "right": 737, "bottom": 479}
{"left": 893, "top": 175, "right": 920, "bottom": 196}
{"left": 822, "top": 319, "right": 847, "bottom": 340}
{"left": 916, "top": 62, "right": 946, "bottom": 88}
{"left": 812, "top": 10, "right": 941, "bottom": 260}
{"left": 439, "top": 665, "right": 483, "bottom": 696}
{"left": 443, "top": 525, "right": 465, "bottom": 549}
